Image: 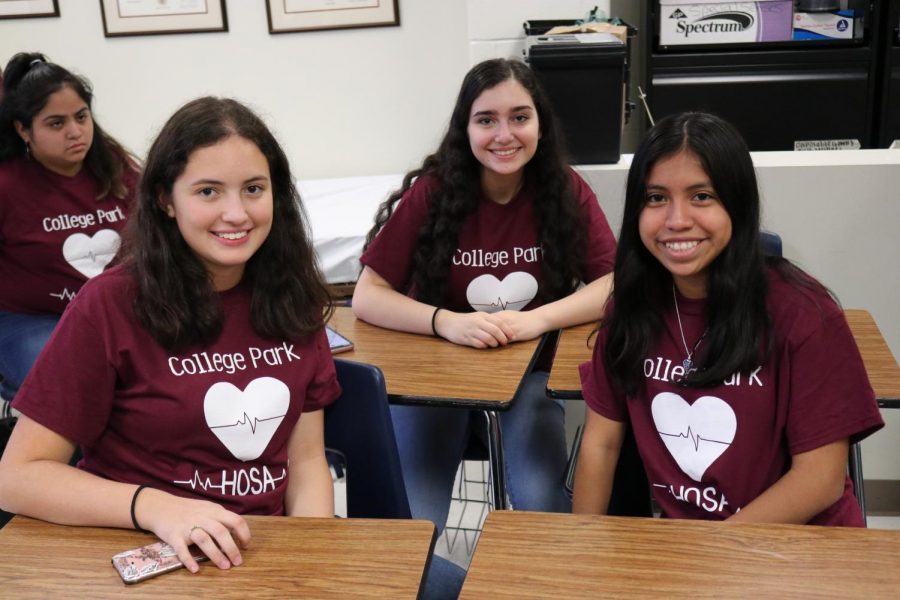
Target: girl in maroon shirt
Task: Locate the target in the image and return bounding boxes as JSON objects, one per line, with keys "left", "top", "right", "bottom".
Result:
{"left": 355, "top": 58, "right": 621, "bottom": 598}
{"left": 0, "top": 98, "right": 339, "bottom": 572}
{"left": 0, "top": 52, "right": 137, "bottom": 404}
{"left": 574, "top": 112, "right": 883, "bottom": 525}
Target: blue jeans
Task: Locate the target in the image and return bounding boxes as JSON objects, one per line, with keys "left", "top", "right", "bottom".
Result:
{"left": 421, "top": 555, "right": 466, "bottom": 600}
{"left": 392, "top": 371, "right": 568, "bottom": 599}
{"left": 391, "top": 370, "right": 570, "bottom": 526}
{"left": 0, "top": 310, "right": 60, "bottom": 400}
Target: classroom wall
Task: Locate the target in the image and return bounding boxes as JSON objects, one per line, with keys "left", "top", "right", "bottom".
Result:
{"left": 0, "top": 1, "right": 609, "bottom": 178}
{"left": 0, "top": 2, "right": 468, "bottom": 178}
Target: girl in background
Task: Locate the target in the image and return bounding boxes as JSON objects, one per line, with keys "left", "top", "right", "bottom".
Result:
{"left": 0, "top": 52, "right": 137, "bottom": 406}
{"left": 354, "top": 58, "right": 619, "bottom": 597}
{"left": 0, "top": 97, "right": 339, "bottom": 570}
{"left": 574, "top": 112, "right": 883, "bottom": 525}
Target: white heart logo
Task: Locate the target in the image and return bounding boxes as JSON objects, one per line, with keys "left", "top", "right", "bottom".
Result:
{"left": 466, "top": 272, "right": 538, "bottom": 313}
{"left": 204, "top": 377, "right": 290, "bottom": 461}
{"left": 62, "top": 229, "right": 121, "bottom": 278}
{"left": 651, "top": 392, "right": 736, "bottom": 482}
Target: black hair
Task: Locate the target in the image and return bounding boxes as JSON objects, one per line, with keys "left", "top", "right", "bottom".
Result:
{"left": 364, "top": 58, "right": 584, "bottom": 306}
{"left": 0, "top": 52, "right": 135, "bottom": 198}
{"left": 605, "top": 111, "right": 825, "bottom": 393}
{"left": 120, "top": 96, "right": 331, "bottom": 351}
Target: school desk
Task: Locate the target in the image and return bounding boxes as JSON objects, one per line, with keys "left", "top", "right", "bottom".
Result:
{"left": 328, "top": 307, "right": 547, "bottom": 510}
{"left": 0, "top": 515, "right": 436, "bottom": 599}
{"left": 459, "top": 511, "right": 900, "bottom": 599}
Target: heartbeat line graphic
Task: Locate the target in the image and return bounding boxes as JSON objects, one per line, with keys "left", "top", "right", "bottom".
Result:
{"left": 175, "top": 470, "right": 227, "bottom": 492}
{"left": 210, "top": 412, "right": 286, "bottom": 434}
{"left": 659, "top": 426, "right": 730, "bottom": 452}
{"left": 472, "top": 296, "right": 532, "bottom": 310}
{"left": 174, "top": 467, "right": 287, "bottom": 492}
{"left": 50, "top": 288, "right": 77, "bottom": 301}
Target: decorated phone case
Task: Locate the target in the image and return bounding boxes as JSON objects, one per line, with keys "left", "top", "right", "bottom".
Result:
{"left": 111, "top": 540, "right": 208, "bottom": 584}
{"left": 326, "top": 325, "right": 353, "bottom": 354}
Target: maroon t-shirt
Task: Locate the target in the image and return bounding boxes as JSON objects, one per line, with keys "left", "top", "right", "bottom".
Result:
{"left": 14, "top": 265, "right": 341, "bottom": 516}
{"left": 580, "top": 269, "right": 884, "bottom": 526}
{"left": 0, "top": 157, "right": 136, "bottom": 314}
{"left": 361, "top": 170, "right": 616, "bottom": 312}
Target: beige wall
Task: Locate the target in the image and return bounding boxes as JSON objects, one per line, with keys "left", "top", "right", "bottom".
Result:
{"left": 1, "top": 1, "right": 611, "bottom": 177}
{"left": 0, "top": 2, "right": 470, "bottom": 178}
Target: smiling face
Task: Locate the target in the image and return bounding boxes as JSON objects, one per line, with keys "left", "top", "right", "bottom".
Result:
{"left": 164, "top": 135, "right": 274, "bottom": 291}
{"left": 14, "top": 85, "right": 94, "bottom": 177}
{"left": 467, "top": 77, "right": 540, "bottom": 198}
{"left": 638, "top": 150, "right": 732, "bottom": 299}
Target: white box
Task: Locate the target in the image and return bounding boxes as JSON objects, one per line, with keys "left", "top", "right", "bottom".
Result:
{"left": 793, "top": 11, "right": 855, "bottom": 41}
{"left": 659, "top": 0, "right": 793, "bottom": 46}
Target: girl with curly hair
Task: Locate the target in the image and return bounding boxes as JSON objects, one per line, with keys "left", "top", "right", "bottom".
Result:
{"left": 354, "top": 58, "right": 617, "bottom": 574}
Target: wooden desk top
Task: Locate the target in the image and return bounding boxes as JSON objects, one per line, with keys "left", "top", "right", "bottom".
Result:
{"left": 844, "top": 309, "right": 900, "bottom": 407}
{"left": 0, "top": 516, "right": 435, "bottom": 599}
{"left": 329, "top": 307, "right": 544, "bottom": 408}
{"left": 547, "top": 309, "right": 900, "bottom": 405}
{"left": 460, "top": 511, "right": 900, "bottom": 599}
{"left": 546, "top": 321, "right": 595, "bottom": 400}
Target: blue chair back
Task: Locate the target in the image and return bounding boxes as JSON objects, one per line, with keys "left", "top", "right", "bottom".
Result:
{"left": 325, "top": 359, "right": 411, "bottom": 519}
{"left": 760, "top": 230, "right": 783, "bottom": 257}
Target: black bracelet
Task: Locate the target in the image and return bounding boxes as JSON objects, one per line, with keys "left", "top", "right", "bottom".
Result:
{"left": 130, "top": 484, "right": 151, "bottom": 533}
{"left": 431, "top": 307, "right": 443, "bottom": 339}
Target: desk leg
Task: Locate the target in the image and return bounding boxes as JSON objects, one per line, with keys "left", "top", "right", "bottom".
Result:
{"left": 483, "top": 410, "right": 509, "bottom": 510}
{"left": 849, "top": 442, "right": 867, "bottom": 526}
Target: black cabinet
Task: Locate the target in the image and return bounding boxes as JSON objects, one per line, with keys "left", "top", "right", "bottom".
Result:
{"left": 644, "top": 1, "right": 888, "bottom": 150}
{"left": 875, "top": 0, "right": 900, "bottom": 146}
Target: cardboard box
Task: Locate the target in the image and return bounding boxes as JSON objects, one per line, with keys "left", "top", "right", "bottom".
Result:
{"left": 793, "top": 11, "right": 855, "bottom": 40}
{"left": 545, "top": 22, "right": 629, "bottom": 45}
{"left": 659, "top": 0, "right": 793, "bottom": 46}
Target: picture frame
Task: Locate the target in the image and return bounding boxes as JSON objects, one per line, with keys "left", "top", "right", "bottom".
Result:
{"left": 0, "top": 0, "right": 59, "bottom": 20}
{"left": 266, "top": 0, "right": 399, "bottom": 34}
{"left": 99, "top": 0, "right": 227, "bottom": 37}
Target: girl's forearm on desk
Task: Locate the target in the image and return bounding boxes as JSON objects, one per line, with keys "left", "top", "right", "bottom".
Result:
{"left": 352, "top": 266, "right": 516, "bottom": 348}
{"left": 529, "top": 273, "right": 612, "bottom": 332}
{"left": 352, "top": 266, "right": 435, "bottom": 335}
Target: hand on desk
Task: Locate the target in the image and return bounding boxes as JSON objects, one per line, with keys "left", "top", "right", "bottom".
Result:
{"left": 435, "top": 310, "right": 517, "bottom": 348}
{"left": 492, "top": 309, "right": 550, "bottom": 343}
{"left": 137, "top": 488, "right": 251, "bottom": 573}
{"left": 435, "top": 309, "right": 550, "bottom": 348}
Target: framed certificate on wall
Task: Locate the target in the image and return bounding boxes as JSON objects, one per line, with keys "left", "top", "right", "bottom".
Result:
{"left": 266, "top": 0, "right": 400, "bottom": 34}
{"left": 99, "top": 0, "right": 228, "bottom": 37}
{"left": 0, "top": 0, "right": 59, "bottom": 19}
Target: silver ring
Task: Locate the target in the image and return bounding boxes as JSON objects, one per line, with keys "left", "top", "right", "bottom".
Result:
{"left": 189, "top": 525, "right": 202, "bottom": 536}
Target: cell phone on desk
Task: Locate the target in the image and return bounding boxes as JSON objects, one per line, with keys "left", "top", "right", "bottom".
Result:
{"left": 111, "top": 540, "right": 208, "bottom": 584}
{"left": 327, "top": 325, "right": 354, "bottom": 354}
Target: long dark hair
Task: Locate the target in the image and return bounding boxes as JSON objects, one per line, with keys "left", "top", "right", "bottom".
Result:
{"left": 0, "top": 52, "right": 134, "bottom": 199}
{"left": 606, "top": 112, "right": 776, "bottom": 393}
{"left": 120, "top": 97, "right": 331, "bottom": 351}
{"left": 364, "top": 58, "right": 584, "bottom": 306}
